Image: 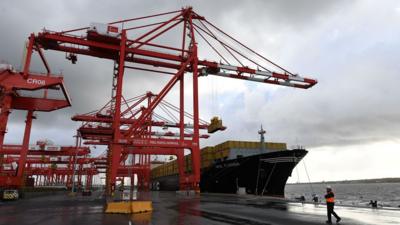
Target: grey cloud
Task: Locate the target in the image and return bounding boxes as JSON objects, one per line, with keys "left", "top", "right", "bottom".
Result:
{"left": 1, "top": 0, "right": 399, "bottom": 153}
{"left": 209, "top": 26, "right": 400, "bottom": 148}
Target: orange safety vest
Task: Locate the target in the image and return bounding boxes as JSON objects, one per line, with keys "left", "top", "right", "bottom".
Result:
{"left": 326, "top": 196, "right": 335, "bottom": 203}
{"left": 326, "top": 192, "right": 335, "bottom": 203}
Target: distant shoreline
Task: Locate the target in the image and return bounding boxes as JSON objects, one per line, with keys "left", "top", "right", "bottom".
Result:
{"left": 287, "top": 177, "right": 400, "bottom": 185}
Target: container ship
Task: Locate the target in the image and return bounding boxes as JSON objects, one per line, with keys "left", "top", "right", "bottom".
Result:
{"left": 151, "top": 128, "right": 307, "bottom": 197}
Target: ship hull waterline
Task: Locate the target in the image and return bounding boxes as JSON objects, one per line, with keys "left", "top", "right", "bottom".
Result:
{"left": 151, "top": 149, "right": 307, "bottom": 197}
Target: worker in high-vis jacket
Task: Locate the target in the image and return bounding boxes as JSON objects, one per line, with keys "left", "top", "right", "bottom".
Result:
{"left": 325, "top": 186, "right": 341, "bottom": 224}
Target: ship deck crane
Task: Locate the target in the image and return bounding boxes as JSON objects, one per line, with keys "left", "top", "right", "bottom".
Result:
{"left": 20, "top": 7, "right": 317, "bottom": 196}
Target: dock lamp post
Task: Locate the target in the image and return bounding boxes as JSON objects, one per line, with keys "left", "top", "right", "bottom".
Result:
{"left": 71, "top": 133, "right": 80, "bottom": 194}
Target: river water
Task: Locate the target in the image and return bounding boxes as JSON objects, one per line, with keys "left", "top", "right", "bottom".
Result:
{"left": 285, "top": 182, "right": 400, "bottom": 208}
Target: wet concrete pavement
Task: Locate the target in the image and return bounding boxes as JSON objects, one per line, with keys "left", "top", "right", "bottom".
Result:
{"left": 0, "top": 191, "right": 399, "bottom": 225}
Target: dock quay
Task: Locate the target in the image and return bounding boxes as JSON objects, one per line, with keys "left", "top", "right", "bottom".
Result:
{"left": 1, "top": 4, "right": 399, "bottom": 225}
{"left": 1, "top": 191, "right": 399, "bottom": 225}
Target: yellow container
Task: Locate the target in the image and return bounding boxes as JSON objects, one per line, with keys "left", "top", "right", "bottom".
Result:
{"left": 150, "top": 141, "right": 288, "bottom": 177}
{"left": 222, "top": 149, "right": 230, "bottom": 158}
{"left": 208, "top": 117, "right": 223, "bottom": 133}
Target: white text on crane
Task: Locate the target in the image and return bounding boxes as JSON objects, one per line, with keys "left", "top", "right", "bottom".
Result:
{"left": 27, "top": 78, "right": 46, "bottom": 86}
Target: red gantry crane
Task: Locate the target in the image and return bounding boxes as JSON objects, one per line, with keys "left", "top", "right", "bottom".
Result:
{"left": 0, "top": 63, "right": 71, "bottom": 189}
{"left": 72, "top": 91, "right": 218, "bottom": 191}
{"left": 0, "top": 140, "right": 99, "bottom": 192}
{"left": 20, "top": 7, "right": 317, "bottom": 196}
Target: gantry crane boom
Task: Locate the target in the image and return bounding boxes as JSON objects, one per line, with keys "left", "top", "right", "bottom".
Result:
{"left": 29, "top": 31, "right": 316, "bottom": 89}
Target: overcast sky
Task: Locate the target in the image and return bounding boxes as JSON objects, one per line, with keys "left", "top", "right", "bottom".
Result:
{"left": 1, "top": 0, "right": 399, "bottom": 182}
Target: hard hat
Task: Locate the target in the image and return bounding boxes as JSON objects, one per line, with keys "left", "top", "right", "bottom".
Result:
{"left": 326, "top": 185, "right": 332, "bottom": 190}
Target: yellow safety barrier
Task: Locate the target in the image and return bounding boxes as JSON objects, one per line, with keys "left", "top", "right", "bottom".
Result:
{"left": 105, "top": 201, "right": 153, "bottom": 214}
{"left": 131, "top": 201, "right": 153, "bottom": 213}
{"left": 131, "top": 212, "right": 152, "bottom": 223}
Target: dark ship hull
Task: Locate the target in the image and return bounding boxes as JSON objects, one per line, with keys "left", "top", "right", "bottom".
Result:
{"left": 152, "top": 149, "right": 307, "bottom": 197}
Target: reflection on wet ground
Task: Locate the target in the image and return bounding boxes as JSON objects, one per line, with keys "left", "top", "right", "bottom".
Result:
{"left": 288, "top": 201, "right": 400, "bottom": 225}
{"left": 0, "top": 191, "right": 399, "bottom": 225}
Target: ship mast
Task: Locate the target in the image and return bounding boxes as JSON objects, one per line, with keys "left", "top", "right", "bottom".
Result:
{"left": 258, "top": 125, "right": 266, "bottom": 151}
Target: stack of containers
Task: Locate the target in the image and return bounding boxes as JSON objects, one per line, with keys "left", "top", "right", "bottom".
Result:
{"left": 200, "top": 146, "right": 215, "bottom": 168}
{"left": 150, "top": 141, "right": 287, "bottom": 179}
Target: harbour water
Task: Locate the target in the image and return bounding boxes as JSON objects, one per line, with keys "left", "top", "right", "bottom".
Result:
{"left": 285, "top": 182, "right": 400, "bottom": 208}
